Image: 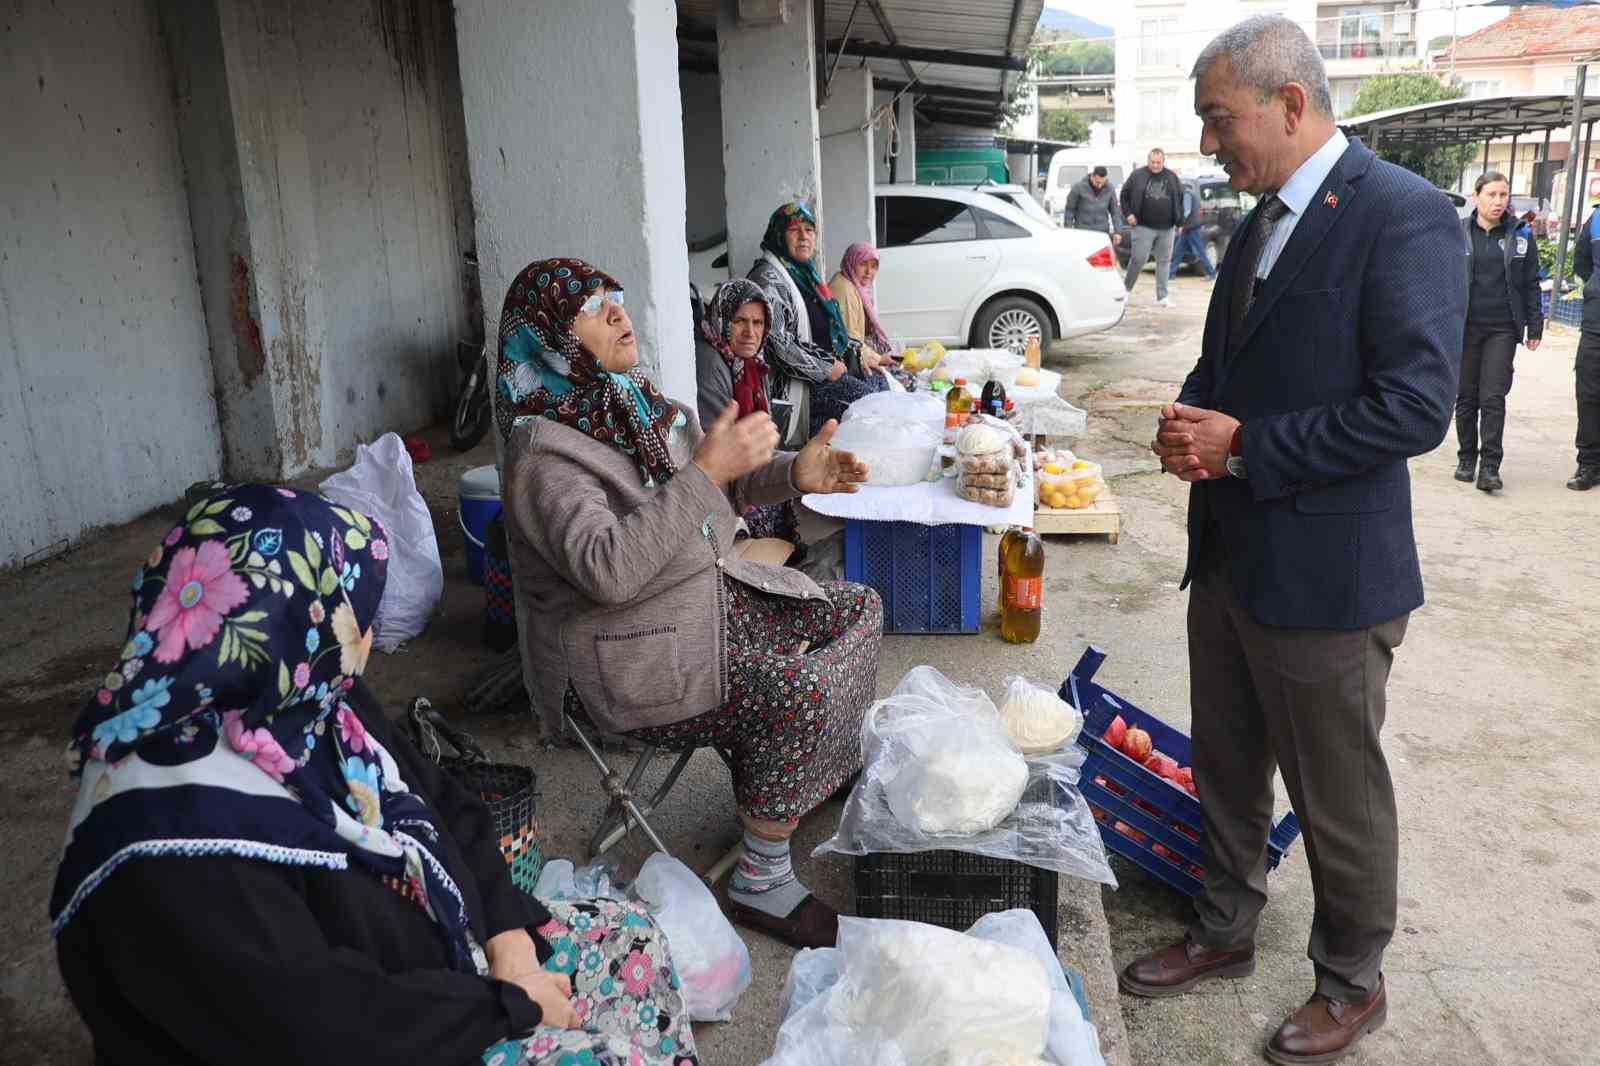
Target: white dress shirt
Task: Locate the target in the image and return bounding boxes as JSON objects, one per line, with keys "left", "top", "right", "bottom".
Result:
{"left": 1255, "top": 130, "right": 1350, "bottom": 280}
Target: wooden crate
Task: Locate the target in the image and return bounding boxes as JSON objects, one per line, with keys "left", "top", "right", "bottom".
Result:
{"left": 1034, "top": 487, "right": 1121, "bottom": 543}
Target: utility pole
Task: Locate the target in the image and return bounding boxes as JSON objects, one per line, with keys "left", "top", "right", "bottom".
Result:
{"left": 1448, "top": 0, "right": 1457, "bottom": 84}
{"left": 1554, "top": 62, "right": 1591, "bottom": 298}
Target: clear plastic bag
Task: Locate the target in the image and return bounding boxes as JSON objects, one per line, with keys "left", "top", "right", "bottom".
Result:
{"left": 998, "top": 676, "right": 1084, "bottom": 755}
{"left": 829, "top": 416, "right": 940, "bottom": 487}
{"left": 762, "top": 912, "right": 1105, "bottom": 1066}
{"left": 815, "top": 667, "right": 1116, "bottom": 886}
{"left": 631, "top": 853, "right": 753, "bottom": 1022}
{"left": 317, "top": 432, "right": 443, "bottom": 650}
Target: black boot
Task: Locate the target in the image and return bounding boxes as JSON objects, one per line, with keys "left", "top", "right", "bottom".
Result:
{"left": 1454, "top": 457, "right": 1476, "bottom": 482}
{"left": 1476, "top": 463, "right": 1502, "bottom": 493}
{"left": 1568, "top": 465, "right": 1600, "bottom": 491}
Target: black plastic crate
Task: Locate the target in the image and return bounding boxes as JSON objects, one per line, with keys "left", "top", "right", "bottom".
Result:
{"left": 853, "top": 850, "right": 1060, "bottom": 949}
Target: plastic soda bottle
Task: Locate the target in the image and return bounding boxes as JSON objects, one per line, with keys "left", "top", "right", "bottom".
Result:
{"left": 1024, "top": 335, "right": 1042, "bottom": 370}
{"left": 996, "top": 527, "right": 1018, "bottom": 620}
{"left": 945, "top": 378, "right": 974, "bottom": 429}
{"left": 1001, "top": 527, "right": 1044, "bottom": 644}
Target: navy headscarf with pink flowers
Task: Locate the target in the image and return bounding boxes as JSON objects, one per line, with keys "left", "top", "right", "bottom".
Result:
{"left": 50, "top": 485, "right": 485, "bottom": 975}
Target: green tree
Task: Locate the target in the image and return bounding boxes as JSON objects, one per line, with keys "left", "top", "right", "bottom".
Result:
{"left": 1042, "top": 41, "right": 1114, "bottom": 76}
{"left": 1349, "top": 72, "right": 1473, "bottom": 188}
{"left": 1040, "top": 109, "right": 1091, "bottom": 143}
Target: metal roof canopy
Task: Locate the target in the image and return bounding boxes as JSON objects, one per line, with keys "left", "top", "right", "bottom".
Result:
{"left": 1340, "top": 93, "right": 1595, "bottom": 151}
{"left": 677, "top": 0, "right": 1044, "bottom": 125}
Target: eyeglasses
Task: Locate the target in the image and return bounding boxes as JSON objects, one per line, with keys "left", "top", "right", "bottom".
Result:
{"left": 578, "top": 290, "right": 625, "bottom": 317}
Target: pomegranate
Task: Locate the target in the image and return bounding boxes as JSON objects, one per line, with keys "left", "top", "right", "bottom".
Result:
{"left": 1103, "top": 715, "right": 1127, "bottom": 749}
{"left": 1121, "top": 726, "right": 1153, "bottom": 761}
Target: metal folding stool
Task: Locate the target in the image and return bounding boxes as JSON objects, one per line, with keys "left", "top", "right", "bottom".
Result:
{"left": 563, "top": 711, "right": 696, "bottom": 858}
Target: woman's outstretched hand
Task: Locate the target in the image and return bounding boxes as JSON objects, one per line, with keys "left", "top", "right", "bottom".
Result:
{"left": 794, "top": 419, "right": 870, "bottom": 494}
{"left": 694, "top": 402, "right": 778, "bottom": 487}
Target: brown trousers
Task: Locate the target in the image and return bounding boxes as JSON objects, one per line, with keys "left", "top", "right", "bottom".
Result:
{"left": 1186, "top": 541, "right": 1407, "bottom": 1002}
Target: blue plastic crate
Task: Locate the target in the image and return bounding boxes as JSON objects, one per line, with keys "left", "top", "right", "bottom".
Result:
{"left": 1552, "top": 293, "right": 1584, "bottom": 327}
{"left": 843, "top": 520, "right": 982, "bottom": 633}
{"left": 1060, "top": 646, "right": 1301, "bottom": 898}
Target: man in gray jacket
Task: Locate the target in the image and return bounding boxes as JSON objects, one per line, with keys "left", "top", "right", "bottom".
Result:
{"left": 1064, "top": 166, "right": 1125, "bottom": 247}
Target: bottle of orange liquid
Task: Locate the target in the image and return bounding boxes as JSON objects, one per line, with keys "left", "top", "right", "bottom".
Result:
{"left": 1001, "top": 527, "right": 1044, "bottom": 644}
{"left": 996, "top": 527, "right": 1018, "bottom": 620}
{"left": 945, "top": 378, "right": 973, "bottom": 429}
{"left": 1024, "top": 335, "right": 1042, "bottom": 370}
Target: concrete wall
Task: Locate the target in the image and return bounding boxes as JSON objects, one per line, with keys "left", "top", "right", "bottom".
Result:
{"left": 820, "top": 68, "right": 876, "bottom": 262}
{"left": 456, "top": 0, "right": 695, "bottom": 404}
{"left": 167, "top": 0, "right": 471, "bottom": 477}
{"left": 0, "top": 0, "right": 221, "bottom": 569}
{"left": 681, "top": 71, "right": 728, "bottom": 245}
{"left": 295, "top": 0, "right": 472, "bottom": 448}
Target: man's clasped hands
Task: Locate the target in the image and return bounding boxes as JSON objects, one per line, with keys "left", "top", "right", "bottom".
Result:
{"left": 1150, "top": 403, "right": 1243, "bottom": 481}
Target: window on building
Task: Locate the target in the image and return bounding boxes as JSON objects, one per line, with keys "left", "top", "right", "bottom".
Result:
{"left": 1330, "top": 78, "right": 1362, "bottom": 118}
{"left": 1462, "top": 79, "right": 1503, "bottom": 99}
{"left": 881, "top": 198, "right": 980, "bottom": 247}
{"left": 1338, "top": 8, "right": 1382, "bottom": 58}
{"left": 1139, "top": 18, "right": 1180, "bottom": 67}
{"left": 1139, "top": 87, "right": 1181, "bottom": 138}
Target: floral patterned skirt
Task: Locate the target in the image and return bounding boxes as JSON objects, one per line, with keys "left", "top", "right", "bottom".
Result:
{"left": 480, "top": 898, "right": 698, "bottom": 1066}
{"left": 627, "top": 579, "right": 882, "bottom": 821}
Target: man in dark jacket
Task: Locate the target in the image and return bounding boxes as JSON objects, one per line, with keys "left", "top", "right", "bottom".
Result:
{"left": 1064, "top": 166, "right": 1125, "bottom": 246}
{"left": 1135, "top": 16, "right": 1464, "bottom": 1064}
{"left": 1121, "top": 148, "right": 1187, "bottom": 305}
{"left": 1571, "top": 205, "right": 1600, "bottom": 490}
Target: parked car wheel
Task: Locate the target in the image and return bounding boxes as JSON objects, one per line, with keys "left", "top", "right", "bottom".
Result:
{"left": 974, "top": 295, "right": 1053, "bottom": 354}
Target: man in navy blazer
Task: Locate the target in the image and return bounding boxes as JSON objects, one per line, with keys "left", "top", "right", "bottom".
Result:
{"left": 1121, "top": 16, "right": 1465, "bottom": 1066}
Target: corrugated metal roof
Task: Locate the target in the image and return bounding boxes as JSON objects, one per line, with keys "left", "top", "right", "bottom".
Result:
{"left": 678, "top": 0, "right": 1044, "bottom": 124}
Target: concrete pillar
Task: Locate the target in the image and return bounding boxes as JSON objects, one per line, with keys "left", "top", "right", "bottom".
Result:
{"left": 820, "top": 67, "right": 876, "bottom": 262}
{"left": 896, "top": 92, "right": 918, "bottom": 183}
{"left": 163, "top": 0, "right": 330, "bottom": 480}
{"left": 718, "top": 0, "right": 823, "bottom": 278}
{"left": 454, "top": 0, "right": 694, "bottom": 405}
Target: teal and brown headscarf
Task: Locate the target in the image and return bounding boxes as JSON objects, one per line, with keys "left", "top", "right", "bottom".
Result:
{"left": 495, "top": 257, "right": 680, "bottom": 486}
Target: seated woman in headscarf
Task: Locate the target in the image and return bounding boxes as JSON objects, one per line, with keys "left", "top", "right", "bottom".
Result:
{"left": 694, "top": 278, "right": 805, "bottom": 559}
{"left": 748, "top": 202, "right": 887, "bottom": 439}
{"left": 496, "top": 257, "right": 883, "bottom": 950}
{"left": 51, "top": 485, "right": 700, "bottom": 1066}
{"left": 829, "top": 240, "right": 915, "bottom": 391}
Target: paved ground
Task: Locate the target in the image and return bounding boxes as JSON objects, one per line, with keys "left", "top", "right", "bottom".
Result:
{"left": 2, "top": 273, "right": 1595, "bottom": 1065}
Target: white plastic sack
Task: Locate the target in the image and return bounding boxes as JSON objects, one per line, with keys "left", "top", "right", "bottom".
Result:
{"left": 815, "top": 667, "right": 1116, "bottom": 886}
{"left": 828, "top": 417, "right": 940, "bottom": 487}
{"left": 843, "top": 391, "right": 945, "bottom": 439}
{"left": 763, "top": 912, "right": 1104, "bottom": 1066}
{"left": 632, "top": 853, "right": 752, "bottom": 1022}
{"left": 318, "top": 433, "right": 442, "bottom": 650}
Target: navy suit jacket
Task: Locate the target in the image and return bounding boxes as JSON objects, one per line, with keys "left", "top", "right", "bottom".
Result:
{"left": 1178, "top": 140, "right": 1466, "bottom": 630}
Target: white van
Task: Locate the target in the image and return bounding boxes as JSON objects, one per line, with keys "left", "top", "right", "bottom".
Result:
{"left": 1043, "top": 150, "right": 1138, "bottom": 222}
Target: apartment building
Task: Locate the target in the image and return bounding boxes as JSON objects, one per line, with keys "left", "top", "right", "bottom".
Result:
{"left": 1114, "top": 0, "right": 1423, "bottom": 172}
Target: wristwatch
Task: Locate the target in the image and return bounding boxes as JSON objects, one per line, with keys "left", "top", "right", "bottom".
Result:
{"left": 1225, "top": 425, "right": 1247, "bottom": 479}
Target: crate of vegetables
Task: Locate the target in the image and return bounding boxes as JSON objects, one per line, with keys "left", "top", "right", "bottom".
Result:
{"left": 1059, "top": 646, "right": 1301, "bottom": 898}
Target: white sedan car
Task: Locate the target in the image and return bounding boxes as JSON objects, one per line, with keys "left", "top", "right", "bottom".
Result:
{"left": 873, "top": 184, "right": 1125, "bottom": 351}
{"left": 688, "top": 185, "right": 1126, "bottom": 353}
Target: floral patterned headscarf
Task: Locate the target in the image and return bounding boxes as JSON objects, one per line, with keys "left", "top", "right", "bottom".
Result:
{"left": 50, "top": 486, "right": 485, "bottom": 975}
{"left": 760, "top": 202, "right": 852, "bottom": 356}
{"left": 495, "top": 257, "right": 681, "bottom": 487}
{"left": 700, "top": 278, "right": 774, "bottom": 419}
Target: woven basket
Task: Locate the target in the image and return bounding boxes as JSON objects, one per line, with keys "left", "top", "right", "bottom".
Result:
{"left": 406, "top": 699, "right": 543, "bottom": 895}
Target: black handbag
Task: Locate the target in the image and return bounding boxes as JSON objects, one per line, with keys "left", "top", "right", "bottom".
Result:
{"left": 405, "top": 698, "right": 543, "bottom": 895}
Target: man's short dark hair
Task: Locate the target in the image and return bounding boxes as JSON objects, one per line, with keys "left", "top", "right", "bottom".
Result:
{"left": 1092, "top": 166, "right": 1108, "bottom": 178}
{"left": 1149, "top": 148, "right": 1165, "bottom": 159}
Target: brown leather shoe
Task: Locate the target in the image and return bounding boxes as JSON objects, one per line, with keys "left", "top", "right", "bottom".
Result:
{"left": 1118, "top": 936, "right": 1255, "bottom": 998}
{"left": 1265, "top": 976, "right": 1387, "bottom": 1065}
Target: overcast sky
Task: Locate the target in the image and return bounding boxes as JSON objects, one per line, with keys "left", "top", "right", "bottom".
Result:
{"left": 1040, "top": 0, "right": 1508, "bottom": 46}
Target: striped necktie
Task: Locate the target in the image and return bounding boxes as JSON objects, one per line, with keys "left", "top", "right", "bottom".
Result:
{"left": 1228, "top": 195, "right": 1290, "bottom": 351}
